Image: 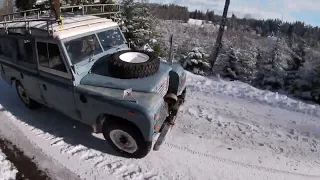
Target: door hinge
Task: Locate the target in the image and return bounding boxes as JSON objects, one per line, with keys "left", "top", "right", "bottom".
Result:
{"left": 1, "top": 65, "right": 5, "bottom": 74}
{"left": 76, "top": 110, "right": 81, "bottom": 119}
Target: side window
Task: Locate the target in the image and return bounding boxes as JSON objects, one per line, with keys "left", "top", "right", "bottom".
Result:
{"left": 0, "top": 37, "right": 15, "bottom": 61}
{"left": 37, "top": 42, "right": 68, "bottom": 73}
{"left": 17, "top": 39, "right": 35, "bottom": 64}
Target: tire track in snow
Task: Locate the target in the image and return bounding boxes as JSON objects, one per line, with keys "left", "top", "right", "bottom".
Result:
{"left": 0, "top": 106, "right": 159, "bottom": 180}
{"left": 164, "top": 142, "right": 320, "bottom": 178}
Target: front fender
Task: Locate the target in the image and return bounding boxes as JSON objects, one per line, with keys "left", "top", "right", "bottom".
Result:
{"left": 76, "top": 84, "right": 164, "bottom": 141}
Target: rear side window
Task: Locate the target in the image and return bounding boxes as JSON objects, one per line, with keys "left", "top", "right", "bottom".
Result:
{"left": 37, "top": 42, "right": 68, "bottom": 73}
{"left": 17, "top": 39, "right": 35, "bottom": 64}
{"left": 0, "top": 37, "right": 15, "bottom": 61}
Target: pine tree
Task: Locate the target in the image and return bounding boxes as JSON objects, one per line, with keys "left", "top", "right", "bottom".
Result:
{"left": 116, "top": 0, "right": 155, "bottom": 50}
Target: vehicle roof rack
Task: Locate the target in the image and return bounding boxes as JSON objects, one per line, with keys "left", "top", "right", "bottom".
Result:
{"left": 0, "top": 3, "right": 121, "bottom": 36}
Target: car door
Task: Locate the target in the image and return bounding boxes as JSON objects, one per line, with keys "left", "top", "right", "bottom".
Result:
{"left": 12, "top": 37, "right": 45, "bottom": 103}
{"left": 35, "top": 39, "right": 80, "bottom": 121}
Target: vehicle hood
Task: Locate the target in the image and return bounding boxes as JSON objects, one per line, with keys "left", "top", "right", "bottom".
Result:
{"left": 80, "top": 62, "right": 172, "bottom": 93}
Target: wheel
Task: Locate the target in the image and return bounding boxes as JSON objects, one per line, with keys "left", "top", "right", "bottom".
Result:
{"left": 102, "top": 121, "right": 152, "bottom": 158}
{"left": 108, "top": 50, "right": 160, "bottom": 79}
{"left": 15, "top": 81, "right": 40, "bottom": 109}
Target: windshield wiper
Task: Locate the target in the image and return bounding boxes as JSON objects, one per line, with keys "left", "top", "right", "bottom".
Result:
{"left": 103, "top": 44, "right": 122, "bottom": 50}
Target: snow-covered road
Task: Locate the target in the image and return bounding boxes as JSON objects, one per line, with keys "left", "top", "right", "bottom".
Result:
{"left": 0, "top": 73, "right": 320, "bottom": 180}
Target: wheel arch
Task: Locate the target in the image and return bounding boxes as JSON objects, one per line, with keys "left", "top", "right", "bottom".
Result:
{"left": 95, "top": 113, "right": 152, "bottom": 142}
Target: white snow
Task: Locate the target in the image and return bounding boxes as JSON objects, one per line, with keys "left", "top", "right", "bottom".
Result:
{"left": 0, "top": 149, "right": 18, "bottom": 180}
{"left": 0, "top": 72, "right": 320, "bottom": 180}
{"left": 188, "top": 18, "right": 203, "bottom": 26}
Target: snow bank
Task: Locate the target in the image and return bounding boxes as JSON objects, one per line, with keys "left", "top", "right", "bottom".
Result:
{"left": 0, "top": 150, "right": 18, "bottom": 180}
{"left": 188, "top": 18, "right": 203, "bottom": 26}
{"left": 186, "top": 72, "right": 320, "bottom": 117}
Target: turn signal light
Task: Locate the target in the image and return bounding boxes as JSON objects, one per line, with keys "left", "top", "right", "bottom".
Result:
{"left": 129, "top": 111, "right": 135, "bottom": 116}
{"left": 154, "top": 124, "right": 158, "bottom": 130}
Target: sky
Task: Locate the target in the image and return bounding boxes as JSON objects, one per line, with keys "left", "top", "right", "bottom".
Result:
{"left": 0, "top": 0, "right": 319, "bottom": 26}
{"left": 150, "top": 0, "right": 320, "bottom": 26}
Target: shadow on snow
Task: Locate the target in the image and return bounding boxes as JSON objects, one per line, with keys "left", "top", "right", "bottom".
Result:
{"left": 0, "top": 79, "right": 127, "bottom": 158}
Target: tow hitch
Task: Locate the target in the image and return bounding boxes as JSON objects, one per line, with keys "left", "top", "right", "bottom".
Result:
{"left": 153, "top": 93, "right": 185, "bottom": 151}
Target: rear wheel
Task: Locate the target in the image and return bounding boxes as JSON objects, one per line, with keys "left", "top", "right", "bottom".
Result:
{"left": 102, "top": 121, "right": 152, "bottom": 158}
{"left": 15, "top": 81, "right": 40, "bottom": 109}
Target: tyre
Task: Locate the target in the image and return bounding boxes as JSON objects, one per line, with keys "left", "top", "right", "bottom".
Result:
{"left": 108, "top": 50, "right": 160, "bottom": 79}
{"left": 15, "top": 81, "right": 40, "bottom": 109}
{"left": 102, "top": 121, "right": 152, "bottom": 158}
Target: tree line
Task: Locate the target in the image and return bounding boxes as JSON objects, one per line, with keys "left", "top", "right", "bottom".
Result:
{"left": 187, "top": 9, "right": 320, "bottom": 48}
{"left": 148, "top": 3, "right": 189, "bottom": 23}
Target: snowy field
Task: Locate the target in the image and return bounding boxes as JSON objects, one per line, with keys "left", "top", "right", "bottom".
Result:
{"left": 0, "top": 149, "right": 18, "bottom": 180}
{"left": 0, "top": 72, "right": 320, "bottom": 180}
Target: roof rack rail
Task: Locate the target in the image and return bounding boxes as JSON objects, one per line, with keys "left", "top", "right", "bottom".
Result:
{"left": 61, "top": 4, "right": 121, "bottom": 17}
{"left": 0, "top": 4, "right": 121, "bottom": 36}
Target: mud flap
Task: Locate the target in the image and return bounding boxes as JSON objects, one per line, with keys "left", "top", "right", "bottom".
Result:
{"left": 153, "top": 101, "right": 180, "bottom": 151}
{"left": 153, "top": 87, "right": 186, "bottom": 151}
{"left": 153, "top": 122, "right": 171, "bottom": 151}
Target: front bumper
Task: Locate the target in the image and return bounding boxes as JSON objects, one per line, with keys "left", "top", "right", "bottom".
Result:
{"left": 153, "top": 87, "right": 186, "bottom": 151}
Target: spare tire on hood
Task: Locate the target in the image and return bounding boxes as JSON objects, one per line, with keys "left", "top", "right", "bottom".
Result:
{"left": 108, "top": 50, "right": 160, "bottom": 79}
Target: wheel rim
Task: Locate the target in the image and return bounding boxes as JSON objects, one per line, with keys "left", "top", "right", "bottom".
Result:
{"left": 109, "top": 129, "right": 138, "bottom": 153}
{"left": 119, "top": 52, "right": 150, "bottom": 63}
{"left": 17, "top": 84, "right": 30, "bottom": 104}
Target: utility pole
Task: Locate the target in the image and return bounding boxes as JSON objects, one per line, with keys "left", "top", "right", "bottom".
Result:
{"left": 210, "top": 0, "right": 230, "bottom": 69}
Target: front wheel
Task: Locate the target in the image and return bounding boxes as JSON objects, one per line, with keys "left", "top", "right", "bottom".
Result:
{"left": 102, "top": 121, "right": 152, "bottom": 158}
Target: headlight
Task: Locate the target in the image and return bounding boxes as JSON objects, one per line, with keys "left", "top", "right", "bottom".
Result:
{"left": 154, "top": 113, "right": 160, "bottom": 121}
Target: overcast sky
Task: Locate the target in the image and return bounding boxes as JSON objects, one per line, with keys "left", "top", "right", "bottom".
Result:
{"left": 149, "top": 0, "right": 320, "bottom": 26}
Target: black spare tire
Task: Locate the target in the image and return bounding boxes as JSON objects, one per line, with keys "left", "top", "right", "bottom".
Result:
{"left": 108, "top": 50, "right": 160, "bottom": 79}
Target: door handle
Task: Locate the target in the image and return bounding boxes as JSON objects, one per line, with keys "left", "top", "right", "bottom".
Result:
{"left": 43, "top": 84, "right": 47, "bottom": 91}
{"left": 0, "top": 65, "right": 4, "bottom": 74}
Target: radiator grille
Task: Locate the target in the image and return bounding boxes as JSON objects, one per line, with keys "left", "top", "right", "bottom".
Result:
{"left": 157, "top": 76, "right": 169, "bottom": 97}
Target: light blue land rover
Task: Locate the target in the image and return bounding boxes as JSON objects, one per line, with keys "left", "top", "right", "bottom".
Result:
{"left": 0, "top": 5, "right": 186, "bottom": 158}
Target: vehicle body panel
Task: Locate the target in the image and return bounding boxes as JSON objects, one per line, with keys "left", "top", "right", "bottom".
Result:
{"left": 0, "top": 14, "right": 187, "bottom": 146}
{"left": 81, "top": 62, "right": 171, "bottom": 93}
{"left": 75, "top": 84, "right": 164, "bottom": 141}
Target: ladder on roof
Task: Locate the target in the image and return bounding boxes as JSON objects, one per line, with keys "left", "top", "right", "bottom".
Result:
{"left": 0, "top": 4, "right": 122, "bottom": 36}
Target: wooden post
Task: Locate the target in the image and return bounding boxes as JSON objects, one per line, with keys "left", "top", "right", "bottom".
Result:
{"left": 210, "top": 0, "right": 230, "bottom": 70}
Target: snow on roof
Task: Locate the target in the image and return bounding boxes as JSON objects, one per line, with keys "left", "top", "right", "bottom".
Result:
{"left": 0, "top": 15, "right": 118, "bottom": 39}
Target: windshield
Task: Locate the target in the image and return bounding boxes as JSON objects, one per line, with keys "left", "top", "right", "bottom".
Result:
{"left": 64, "top": 28, "right": 126, "bottom": 65}
{"left": 97, "top": 28, "right": 126, "bottom": 51}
